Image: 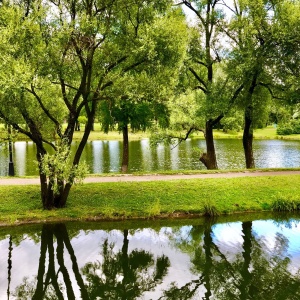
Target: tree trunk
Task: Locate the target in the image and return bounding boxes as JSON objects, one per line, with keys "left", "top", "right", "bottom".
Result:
{"left": 200, "top": 120, "right": 218, "bottom": 169}
{"left": 243, "top": 105, "right": 255, "bottom": 169}
{"left": 240, "top": 221, "right": 253, "bottom": 300}
{"left": 242, "top": 73, "right": 257, "bottom": 169}
{"left": 8, "top": 125, "right": 15, "bottom": 176}
{"left": 121, "top": 125, "right": 129, "bottom": 173}
{"left": 36, "top": 146, "right": 54, "bottom": 209}
{"left": 203, "top": 227, "right": 213, "bottom": 300}
{"left": 57, "top": 224, "right": 90, "bottom": 299}
{"left": 121, "top": 229, "right": 129, "bottom": 300}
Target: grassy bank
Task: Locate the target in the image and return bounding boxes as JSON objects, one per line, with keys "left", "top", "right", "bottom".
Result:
{"left": 1, "top": 174, "right": 300, "bottom": 226}
{"left": 1, "top": 124, "right": 300, "bottom": 141}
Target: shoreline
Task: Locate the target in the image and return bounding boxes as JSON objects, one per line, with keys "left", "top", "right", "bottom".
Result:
{"left": 1, "top": 171, "right": 300, "bottom": 227}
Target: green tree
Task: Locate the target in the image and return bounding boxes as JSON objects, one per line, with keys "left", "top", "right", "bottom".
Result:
{"left": 0, "top": 0, "right": 178, "bottom": 208}
{"left": 98, "top": 9, "right": 187, "bottom": 173}
{"left": 269, "top": 0, "right": 300, "bottom": 134}
{"left": 170, "top": 0, "right": 244, "bottom": 169}
{"left": 225, "top": 0, "right": 283, "bottom": 168}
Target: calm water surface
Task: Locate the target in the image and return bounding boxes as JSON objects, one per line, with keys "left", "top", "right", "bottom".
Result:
{"left": 1, "top": 139, "right": 300, "bottom": 176}
{"left": 1, "top": 215, "right": 300, "bottom": 299}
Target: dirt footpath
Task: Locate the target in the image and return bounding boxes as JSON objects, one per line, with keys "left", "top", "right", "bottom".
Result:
{"left": 1, "top": 170, "right": 300, "bottom": 185}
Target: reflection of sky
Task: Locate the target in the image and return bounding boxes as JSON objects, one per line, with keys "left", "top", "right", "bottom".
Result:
{"left": 2, "top": 219, "right": 300, "bottom": 299}
{"left": 0, "top": 227, "right": 197, "bottom": 300}
{"left": 254, "top": 140, "right": 300, "bottom": 168}
{"left": 14, "top": 142, "right": 27, "bottom": 176}
{"left": 140, "top": 139, "right": 152, "bottom": 171}
{"left": 91, "top": 141, "right": 103, "bottom": 173}
{"left": 108, "top": 140, "right": 120, "bottom": 172}
{"left": 156, "top": 144, "right": 165, "bottom": 169}
{"left": 212, "top": 220, "right": 300, "bottom": 265}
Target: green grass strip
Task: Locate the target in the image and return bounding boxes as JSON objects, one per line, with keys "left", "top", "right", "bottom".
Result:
{"left": 1, "top": 174, "right": 300, "bottom": 225}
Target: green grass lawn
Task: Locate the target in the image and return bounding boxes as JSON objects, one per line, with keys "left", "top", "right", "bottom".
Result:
{"left": 1, "top": 174, "right": 300, "bottom": 225}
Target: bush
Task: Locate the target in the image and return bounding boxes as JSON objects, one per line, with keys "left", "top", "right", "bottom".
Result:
{"left": 277, "top": 119, "right": 300, "bottom": 135}
{"left": 291, "top": 119, "right": 300, "bottom": 134}
{"left": 277, "top": 125, "right": 293, "bottom": 135}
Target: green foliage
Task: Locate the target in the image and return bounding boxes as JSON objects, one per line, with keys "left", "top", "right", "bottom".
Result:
{"left": 0, "top": 0, "right": 187, "bottom": 206}
{"left": 78, "top": 116, "right": 88, "bottom": 125}
{"left": 40, "top": 141, "right": 88, "bottom": 195}
{"left": 221, "top": 116, "right": 243, "bottom": 133}
{"left": 277, "top": 120, "right": 300, "bottom": 135}
{"left": 277, "top": 125, "right": 294, "bottom": 135}
{"left": 97, "top": 8, "right": 188, "bottom": 135}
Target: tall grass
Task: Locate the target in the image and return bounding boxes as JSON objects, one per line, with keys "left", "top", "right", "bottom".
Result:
{"left": 271, "top": 194, "right": 300, "bottom": 212}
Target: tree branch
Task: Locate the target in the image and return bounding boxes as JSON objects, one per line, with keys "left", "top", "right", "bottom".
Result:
{"left": 175, "top": 1, "right": 205, "bottom": 25}
{"left": 25, "top": 85, "right": 63, "bottom": 138}
{"left": 211, "top": 114, "right": 224, "bottom": 127}
{"left": 258, "top": 82, "right": 285, "bottom": 100}
{"left": 189, "top": 67, "right": 208, "bottom": 93}
{"left": 170, "top": 125, "right": 205, "bottom": 149}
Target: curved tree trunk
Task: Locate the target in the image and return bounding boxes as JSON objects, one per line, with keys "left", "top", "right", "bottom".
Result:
{"left": 200, "top": 120, "right": 218, "bottom": 170}
{"left": 121, "top": 125, "right": 129, "bottom": 173}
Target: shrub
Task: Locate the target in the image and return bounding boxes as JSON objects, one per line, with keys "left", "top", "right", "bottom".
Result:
{"left": 277, "top": 125, "right": 293, "bottom": 135}
{"left": 291, "top": 119, "right": 300, "bottom": 134}
{"left": 271, "top": 195, "right": 300, "bottom": 212}
{"left": 277, "top": 119, "right": 300, "bottom": 135}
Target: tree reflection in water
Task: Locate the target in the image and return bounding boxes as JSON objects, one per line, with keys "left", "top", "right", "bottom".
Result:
{"left": 8, "top": 219, "right": 300, "bottom": 299}
{"left": 82, "top": 229, "right": 170, "bottom": 299}
{"left": 13, "top": 224, "right": 170, "bottom": 299}
{"left": 160, "top": 220, "right": 300, "bottom": 300}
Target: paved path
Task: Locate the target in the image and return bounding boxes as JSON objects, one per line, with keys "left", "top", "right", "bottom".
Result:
{"left": 1, "top": 170, "right": 300, "bottom": 185}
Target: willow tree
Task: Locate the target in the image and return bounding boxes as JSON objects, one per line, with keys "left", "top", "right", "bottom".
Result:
{"left": 0, "top": 0, "right": 176, "bottom": 209}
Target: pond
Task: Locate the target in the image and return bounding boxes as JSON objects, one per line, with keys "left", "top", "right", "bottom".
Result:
{"left": 1, "top": 214, "right": 300, "bottom": 299}
{"left": 1, "top": 139, "right": 300, "bottom": 176}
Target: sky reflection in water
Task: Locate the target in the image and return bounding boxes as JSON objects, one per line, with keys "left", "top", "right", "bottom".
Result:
{"left": 1, "top": 216, "right": 300, "bottom": 299}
